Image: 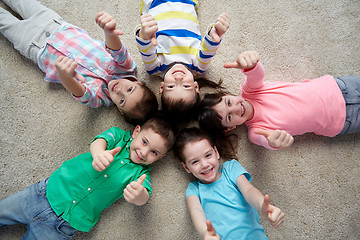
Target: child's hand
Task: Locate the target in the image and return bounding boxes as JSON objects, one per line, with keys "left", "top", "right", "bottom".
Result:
{"left": 204, "top": 220, "right": 220, "bottom": 240}
{"left": 139, "top": 13, "right": 158, "bottom": 46}
{"left": 261, "top": 194, "right": 285, "bottom": 228}
{"left": 95, "top": 11, "right": 123, "bottom": 36}
{"left": 210, "top": 13, "right": 231, "bottom": 43}
{"left": 55, "top": 56, "right": 85, "bottom": 83}
{"left": 224, "top": 51, "right": 259, "bottom": 70}
{"left": 92, "top": 147, "right": 121, "bottom": 171}
{"left": 124, "top": 174, "right": 149, "bottom": 206}
{"left": 254, "top": 129, "right": 294, "bottom": 149}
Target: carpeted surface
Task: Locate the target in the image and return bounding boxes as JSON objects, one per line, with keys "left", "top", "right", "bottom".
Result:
{"left": 1, "top": 0, "right": 359, "bottom": 239}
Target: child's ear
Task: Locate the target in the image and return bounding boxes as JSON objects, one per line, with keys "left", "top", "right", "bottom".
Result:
{"left": 159, "top": 82, "right": 164, "bottom": 94}
{"left": 213, "top": 146, "right": 220, "bottom": 160}
{"left": 224, "top": 126, "right": 236, "bottom": 132}
{"left": 194, "top": 81, "right": 199, "bottom": 93}
{"left": 132, "top": 125, "right": 141, "bottom": 138}
{"left": 118, "top": 108, "right": 124, "bottom": 115}
{"left": 181, "top": 162, "right": 192, "bottom": 173}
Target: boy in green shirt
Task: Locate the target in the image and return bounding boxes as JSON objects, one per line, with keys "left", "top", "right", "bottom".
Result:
{"left": 0, "top": 114, "right": 175, "bottom": 239}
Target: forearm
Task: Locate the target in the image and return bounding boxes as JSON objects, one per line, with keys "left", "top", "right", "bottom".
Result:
{"left": 187, "top": 196, "right": 208, "bottom": 239}
{"left": 242, "top": 185, "right": 264, "bottom": 212}
{"left": 105, "top": 33, "right": 122, "bottom": 51}
{"left": 90, "top": 139, "right": 108, "bottom": 157}
{"left": 59, "top": 75, "right": 86, "bottom": 97}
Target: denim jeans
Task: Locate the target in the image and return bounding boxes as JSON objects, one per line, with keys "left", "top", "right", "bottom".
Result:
{"left": 0, "top": 179, "right": 77, "bottom": 240}
{"left": 335, "top": 76, "right": 360, "bottom": 135}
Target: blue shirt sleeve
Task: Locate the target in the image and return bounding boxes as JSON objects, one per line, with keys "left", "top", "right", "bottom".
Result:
{"left": 186, "top": 181, "right": 200, "bottom": 198}
{"left": 223, "top": 159, "right": 252, "bottom": 184}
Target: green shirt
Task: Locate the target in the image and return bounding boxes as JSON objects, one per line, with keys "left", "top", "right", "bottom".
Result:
{"left": 46, "top": 127, "right": 152, "bottom": 232}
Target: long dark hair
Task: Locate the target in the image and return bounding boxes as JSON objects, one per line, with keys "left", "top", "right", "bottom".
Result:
{"left": 198, "top": 92, "right": 238, "bottom": 159}
{"left": 173, "top": 127, "right": 215, "bottom": 163}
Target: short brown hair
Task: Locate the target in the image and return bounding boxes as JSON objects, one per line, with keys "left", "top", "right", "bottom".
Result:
{"left": 141, "top": 112, "right": 176, "bottom": 150}
{"left": 122, "top": 83, "right": 158, "bottom": 126}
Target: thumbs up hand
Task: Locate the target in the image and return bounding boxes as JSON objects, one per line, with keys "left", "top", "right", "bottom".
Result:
{"left": 124, "top": 174, "right": 149, "bottom": 206}
{"left": 261, "top": 194, "right": 285, "bottom": 228}
{"left": 92, "top": 147, "right": 121, "bottom": 171}
{"left": 254, "top": 129, "right": 294, "bottom": 149}
{"left": 204, "top": 220, "right": 220, "bottom": 240}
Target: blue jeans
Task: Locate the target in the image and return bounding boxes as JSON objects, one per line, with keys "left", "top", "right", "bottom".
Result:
{"left": 335, "top": 76, "right": 360, "bottom": 135}
{"left": 0, "top": 179, "right": 77, "bottom": 240}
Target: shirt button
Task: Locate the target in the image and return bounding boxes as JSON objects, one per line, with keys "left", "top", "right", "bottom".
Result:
{"left": 108, "top": 65, "right": 114, "bottom": 70}
{"left": 73, "top": 200, "right": 76, "bottom": 204}
{"left": 121, "top": 161, "right": 124, "bottom": 164}
{"left": 104, "top": 174, "right": 107, "bottom": 178}
{"left": 45, "top": 31, "right": 50, "bottom": 37}
{"left": 88, "top": 188, "right": 91, "bottom": 191}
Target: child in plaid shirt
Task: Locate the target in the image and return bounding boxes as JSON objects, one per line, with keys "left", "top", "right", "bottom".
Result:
{"left": 0, "top": 0, "right": 158, "bottom": 125}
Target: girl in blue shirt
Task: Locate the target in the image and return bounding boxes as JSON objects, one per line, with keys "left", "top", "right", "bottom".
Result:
{"left": 173, "top": 127, "right": 284, "bottom": 239}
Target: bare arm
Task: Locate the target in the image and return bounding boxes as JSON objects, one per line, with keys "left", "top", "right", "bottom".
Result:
{"left": 187, "top": 195, "right": 208, "bottom": 239}
{"left": 236, "top": 175, "right": 285, "bottom": 228}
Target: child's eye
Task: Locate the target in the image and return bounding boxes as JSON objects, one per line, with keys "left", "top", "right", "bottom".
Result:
{"left": 142, "top": 139, "right": 147, "bottom": 145}
{"left": 151, "top": 150, "right": 158, "bottom": 156}
{"left": 191, "top": 160, "right": 198, "bottom": 165}
{"left": 127, "top": 87, "right": 133, "bottom": 92}
{"left": 227, "top": 99, "right": 231, "bottom": 106}
{"left": 206, "top": 153, "right": 212, "bottom": 158}
{"left": 167, "top": 85, "right": 175, "bottom": 89}
{"left": 183, "top": 85, "right": 191, "bottom": 88}
{"left": 228, "top": 114, "right": 231, "bottom": 122}
{"left": 120, "top": 98, "right": 125, "bottom": 105}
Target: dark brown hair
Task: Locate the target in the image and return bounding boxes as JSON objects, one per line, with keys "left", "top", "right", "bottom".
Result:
{"left": 173, "top": 127, "right": 215, "bottom": 163}
{"left": 141, "top": 112, "right": 176, "bottom": 150}
{"left": 161, "top": 77, "right": 224, "bottom": 125}
{"left": 198, "top": 92, "right": 238, "bottom": 159}
{"left": 122, "top": 82, "right": 158, "bottom": 126}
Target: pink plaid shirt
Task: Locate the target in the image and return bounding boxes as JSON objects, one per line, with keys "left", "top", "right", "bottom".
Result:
{"left": 38, "top": 24, "right": 137, "bottom": 108}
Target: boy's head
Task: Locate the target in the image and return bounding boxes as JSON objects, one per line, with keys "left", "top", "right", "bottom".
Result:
{"left": 129, "top": 113, "right": 175, "bottom": 165}
{"left": 173, "top": 127, "right": 221, "bottom": 184}
{"left": 108, "top": 78, "right": 158, "bottom": 125}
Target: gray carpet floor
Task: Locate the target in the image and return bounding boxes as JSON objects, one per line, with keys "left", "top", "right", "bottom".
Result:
{"left": 1, "top": 0, "right": 359, "bottom": 239}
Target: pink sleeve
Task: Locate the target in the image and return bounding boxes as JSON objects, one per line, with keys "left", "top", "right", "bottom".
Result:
{"left": 241, "top": 62, "right": 266, "bottom": 91}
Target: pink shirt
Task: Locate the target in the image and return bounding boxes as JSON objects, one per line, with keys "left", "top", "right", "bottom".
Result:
{"left": 242, "top": 63, "right": 346, "bottom": 149}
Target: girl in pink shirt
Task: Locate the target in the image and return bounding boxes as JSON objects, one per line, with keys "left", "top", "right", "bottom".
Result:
{"left": 199, "top": 51, "right": 360, "bottom": 152}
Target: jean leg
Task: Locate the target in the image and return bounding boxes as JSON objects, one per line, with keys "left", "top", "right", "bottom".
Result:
{"left": 0, "top": 180, "right": 48, "bottom": 227}
{"left": 335, "top": 76, "right": 360, "bottom": 135}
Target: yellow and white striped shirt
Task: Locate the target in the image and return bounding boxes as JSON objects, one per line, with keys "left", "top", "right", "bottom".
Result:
{"left": 135, "top": 0, "right": 222, "bottom": 76}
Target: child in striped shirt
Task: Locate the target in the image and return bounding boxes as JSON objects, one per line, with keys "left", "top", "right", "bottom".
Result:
{"left": 135, "top": 0, "right": 230, "bottom": 122}
{"left": 0, "top": 0, "right": 158, "bottom": 125}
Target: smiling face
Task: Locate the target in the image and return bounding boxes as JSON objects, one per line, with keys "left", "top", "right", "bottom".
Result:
{"left": 160, "top": 64, "right": 199, "bottom": 104}
{"left": 213, "top": 94, "right": 254, "bottom": 130}
{"left": 129, "top": 126, "right": 168, "bottom": 165}
{"left": 181, "top": 139, "right": 221, "bottom": 184}
{"left": 108, "top": 78, "right": 145, "bottom": 114}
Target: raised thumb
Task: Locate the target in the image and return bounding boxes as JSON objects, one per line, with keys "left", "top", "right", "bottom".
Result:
{"left": 254, "top": 129, "right": 271, "bottom": 138}
{"left": 137, "top": 174, "right": 147, "bottom": 185}
{"left": 109, "top": 146, "right": 121, "bottom": 156}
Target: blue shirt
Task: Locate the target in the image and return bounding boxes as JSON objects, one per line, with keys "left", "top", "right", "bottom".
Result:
{"left": 186, "top": 160, "right": 268, "bottom": 239}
